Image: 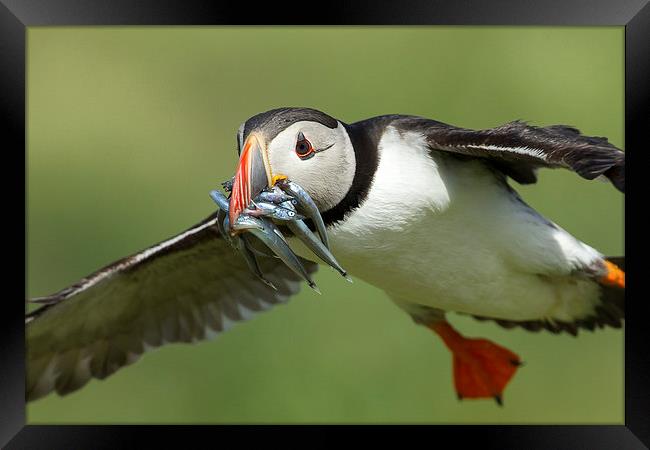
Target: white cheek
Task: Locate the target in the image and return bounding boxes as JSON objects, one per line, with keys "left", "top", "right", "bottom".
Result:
{"left": 268, "top": 123, "right": 355, "bottom": 211}
{"left": 269, "top": 149, "right": 341, "bottom": 210}
{"left": 295, "top": 150, "right": 355, "bottom": 211}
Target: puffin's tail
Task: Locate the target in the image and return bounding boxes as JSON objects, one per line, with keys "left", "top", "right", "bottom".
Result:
{"left": 599, "top": 256, "right": 625, "bottom": 289}
{"left": 594, "top": 256, "right": 625, "bottom": 327}
{"left": 605, "top": 256, "right": 625, "bottom": 272}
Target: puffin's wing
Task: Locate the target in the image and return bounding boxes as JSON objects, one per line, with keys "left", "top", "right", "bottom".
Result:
{"left": 392, "top": 117, "right": 625, "bottom": 192}
{"left": 26, "top": 212, "right": 317, "bottom": 401}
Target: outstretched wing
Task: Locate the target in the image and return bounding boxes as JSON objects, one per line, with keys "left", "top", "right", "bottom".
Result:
{"left": 391, "top": 117, "right": 625, "bottom": 192}
{"left": 26, "top": 212, "right": 318, "bottom": 401}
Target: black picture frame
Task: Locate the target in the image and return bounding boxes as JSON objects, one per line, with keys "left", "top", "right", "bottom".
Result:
{"left": 2, "top": 0, "right": 648, "bottom": 447}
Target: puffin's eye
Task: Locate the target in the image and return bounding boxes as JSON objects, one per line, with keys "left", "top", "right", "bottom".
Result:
{"left": 295, "top": 132, "right": 315, "bottom": 160}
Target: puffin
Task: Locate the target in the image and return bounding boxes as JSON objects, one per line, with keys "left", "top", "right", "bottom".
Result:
{"left": 26, "top": 107, "right": 625, "bottom": 405}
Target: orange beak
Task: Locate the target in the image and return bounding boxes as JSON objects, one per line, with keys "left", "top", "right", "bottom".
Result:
{"left": 229, "top": 133, "right": 273, "bottom": 228}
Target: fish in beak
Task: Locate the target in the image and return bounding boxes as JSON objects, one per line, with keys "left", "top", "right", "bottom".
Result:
{"left": 229, "top": 133, "right": 273, "bottom": 228}
{"left": 208, "top": 135, "right": 348, "bottom": 291}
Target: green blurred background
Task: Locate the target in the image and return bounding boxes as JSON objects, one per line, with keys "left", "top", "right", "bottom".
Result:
{"left": 26, "top": 27, "right": 624, "bottom": 423}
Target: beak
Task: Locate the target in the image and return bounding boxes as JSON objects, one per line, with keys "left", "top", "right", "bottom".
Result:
{"left": 229, "top": 133, "right": 273, "bottom": 228}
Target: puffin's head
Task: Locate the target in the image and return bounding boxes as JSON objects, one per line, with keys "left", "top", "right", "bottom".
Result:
{"left": 229, "top": 107, "right": 355, "bottom": 224}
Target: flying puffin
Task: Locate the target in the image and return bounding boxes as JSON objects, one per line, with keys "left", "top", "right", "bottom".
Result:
{"left": 26, "top": 107, "right": 625, "bottom": 405}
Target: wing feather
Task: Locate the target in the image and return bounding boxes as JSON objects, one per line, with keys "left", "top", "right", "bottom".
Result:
{"left": 391, "top": 117, "right": 625, "bottom": 191}
{"left": 26, "top": 212, "right": 317, "bottom": 401}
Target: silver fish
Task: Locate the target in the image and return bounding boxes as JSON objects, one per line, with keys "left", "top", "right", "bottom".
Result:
{"left": 216, "top": 209, "right": 228, "bottom": 239}
{"left": 212, "top": 189, "right": 275, "bottom": 258}
{"left": 236, "top": 235, "right": 277, "bottom": 290}
{"left": 286, "top": 219, "right": 352, "bottom": 283}
{"left": 233, "top": 215, "right": 320, "bottom": 293}
{"left": 221, "top": 215, "right": 238, "bottom": 249}
{"left": 276, "top": 179, "right": 329, "bottom": 250}
{"left": 241, "top": 233, "right": 279, "bottom": 259}
{"left": 257, "top": 187, "right": 295, "bottom": 205}
{"left": 225, "top": 216, "right": 276, "bottom": 262}
{"left": 210, "top": 190, "right": 231, "bottom": 242}
{"left": 245, "top": 201, "right": 304, "bottom": 222}
{"left": 209, "top": 189, "right": 230, "bottom": 212}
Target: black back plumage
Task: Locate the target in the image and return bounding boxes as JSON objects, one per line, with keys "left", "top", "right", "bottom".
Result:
{"left": 318, "top": 112, "right": 625, "bottom": 225}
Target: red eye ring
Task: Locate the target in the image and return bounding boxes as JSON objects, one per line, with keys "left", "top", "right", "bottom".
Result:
{"left": 295, "top": 132, "right": 315, "bottom": 160}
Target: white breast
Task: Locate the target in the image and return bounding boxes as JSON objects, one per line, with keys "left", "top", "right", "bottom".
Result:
{"left": 318, "top": 126, "right": 603, "bottom": 322}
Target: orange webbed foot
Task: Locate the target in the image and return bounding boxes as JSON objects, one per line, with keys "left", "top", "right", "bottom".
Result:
{"left": 430, "top": 321, "right": 522, "bottom": 405}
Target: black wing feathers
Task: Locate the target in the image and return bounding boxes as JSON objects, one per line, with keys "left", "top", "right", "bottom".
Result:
{"left": 391, "top": 117, "right": 625, "bottom": 192}
{"left": 26, "top": 213, "right": 318, "bottom": 401}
